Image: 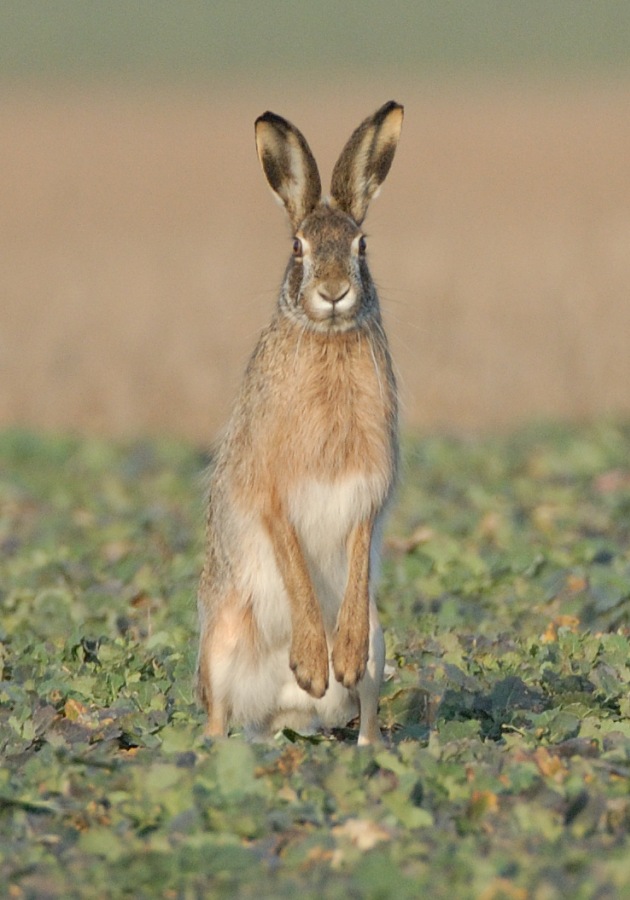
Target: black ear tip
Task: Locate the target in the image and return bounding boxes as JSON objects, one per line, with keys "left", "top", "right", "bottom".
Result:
{"left": 369, "top": 101, "right": 404, "bottom": 127}
{"left": 255, "top": 111, "right": 290, "bottom": 130}
{"left": 382, "top": 100, "right": 404, "bottom": 116}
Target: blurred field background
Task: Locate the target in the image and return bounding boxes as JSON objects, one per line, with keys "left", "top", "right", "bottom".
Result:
{"left": 1, "top": 1, "right": 630, "bottom": 441}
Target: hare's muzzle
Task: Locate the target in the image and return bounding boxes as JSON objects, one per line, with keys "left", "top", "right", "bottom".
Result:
{"left": 312, "top": 280, "right": 355, "bottom": 317}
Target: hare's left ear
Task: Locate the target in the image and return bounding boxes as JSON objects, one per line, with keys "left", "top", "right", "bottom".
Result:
{"left": 255, "top": 111, "right": 322, "bottom": 230}
{"left": 330, "top": 101, "right": 404, "bottom": 226}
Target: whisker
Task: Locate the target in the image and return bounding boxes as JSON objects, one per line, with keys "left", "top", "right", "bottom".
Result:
{"left": 366, "top": 325, "right": 386, "bottom": 407}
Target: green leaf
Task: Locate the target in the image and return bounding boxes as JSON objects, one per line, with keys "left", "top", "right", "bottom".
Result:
{"left": 213, "top": 740, "right": 265, "bottom": 798}
{"left": 3, "top": 424, "right": 630, "bottom": 897}
{"left": 77, "top": 827, "right": 129, "bottom": 862}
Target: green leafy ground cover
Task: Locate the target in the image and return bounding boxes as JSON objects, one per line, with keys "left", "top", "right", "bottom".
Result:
{"left": 1, "top": 423, "right": 629, "bottom": 898}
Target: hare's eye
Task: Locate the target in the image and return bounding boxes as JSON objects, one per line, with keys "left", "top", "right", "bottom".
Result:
{"left": 292, "top": 238, "right": 303, "bottom": 257}
{"left": 358, "top": 236, "right": 367, "bottom": 256}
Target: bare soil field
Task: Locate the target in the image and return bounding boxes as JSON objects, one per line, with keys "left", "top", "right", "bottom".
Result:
{"left": 1, "top": 79, "right": 629, "bottom": 442}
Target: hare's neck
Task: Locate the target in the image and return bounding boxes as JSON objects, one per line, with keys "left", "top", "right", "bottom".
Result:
{"left": 264, "top": 320, "right": 396, "bottom": 483}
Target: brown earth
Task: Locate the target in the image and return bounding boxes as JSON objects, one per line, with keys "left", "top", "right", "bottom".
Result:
{"left": 1, "top": 78, "right": 629, "bottom": 443}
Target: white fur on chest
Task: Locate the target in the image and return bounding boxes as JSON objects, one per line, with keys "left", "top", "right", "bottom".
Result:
{"left": 235, "top": 472, "right": 384, "bottom": 639}
{"left": 288, "top": 473, "right": 384, "bottom": 628}
{"left": 288, "top": 473, "right": 383, "bottom": 555}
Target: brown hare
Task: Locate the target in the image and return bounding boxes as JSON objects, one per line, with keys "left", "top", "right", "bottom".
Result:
{"left": 197, "top": 101, "right": 403, "bottom": 744}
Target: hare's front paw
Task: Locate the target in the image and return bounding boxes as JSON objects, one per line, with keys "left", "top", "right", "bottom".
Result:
{"left": 332, "top": 629, "right": 369, "bottom": 689}
{"left": 290, "top": 628, "right": 329, "bottom": 699}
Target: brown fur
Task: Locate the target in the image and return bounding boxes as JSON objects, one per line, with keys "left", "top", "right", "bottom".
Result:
{"left": 229, "top": 319, "right": 397, "bottom": 495}
{"left": 197, "top": 101, "right": 403, "bottom": 743}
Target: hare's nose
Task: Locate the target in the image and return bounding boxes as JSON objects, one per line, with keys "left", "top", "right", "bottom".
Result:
{"left": 317, "top": 281, "right": 351, "bottom": 305}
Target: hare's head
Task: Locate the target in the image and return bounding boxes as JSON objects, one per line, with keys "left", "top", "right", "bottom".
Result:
{"left": 255, "top": 102, "right": 403, "bottom": 333}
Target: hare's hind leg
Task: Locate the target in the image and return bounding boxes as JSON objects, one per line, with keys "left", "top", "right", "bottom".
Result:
{"left": 357, "top": 603, "right": 385, "bottom": 746}
{"left": 197, "top": 620, "right": 229, "bottom": 738}
{"left": 197, "top": 595, "right": 256, "bottom": 738}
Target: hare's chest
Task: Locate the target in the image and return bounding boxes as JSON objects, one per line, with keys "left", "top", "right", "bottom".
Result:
{"left": 280, "top": 346, "right": 394, "bottom": 477}
{"left": 288, "top": 474, "right": 385, "bottom": 552}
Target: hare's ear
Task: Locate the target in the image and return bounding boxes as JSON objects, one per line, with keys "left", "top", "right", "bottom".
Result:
{"left": 255, "top": 111, "right": 322, "bottom": 230}
{"left": 330, "top": 101, "right": 404, "bottom": 226}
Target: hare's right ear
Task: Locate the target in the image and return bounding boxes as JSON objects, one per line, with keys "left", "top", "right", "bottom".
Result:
{"left": 255, "top": 112, "right": 322, "bottom": 230}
